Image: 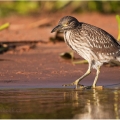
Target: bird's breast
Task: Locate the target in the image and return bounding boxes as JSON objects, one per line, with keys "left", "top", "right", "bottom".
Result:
{"left": 64, "top": 31, "right": 90, "bottom": 51}
{"left": 64, "top": 31, "right": 92, "bottom": 61}
{"left": 64, "top": 31, "right": 75, "bottom": 50}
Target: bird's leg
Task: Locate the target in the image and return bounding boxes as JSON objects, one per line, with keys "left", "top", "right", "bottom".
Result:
{"left": 92, "top": 66, "right": 100, "bottom": 88}
{"left": 63, "top": 63, "right": 91, "bottom": 89}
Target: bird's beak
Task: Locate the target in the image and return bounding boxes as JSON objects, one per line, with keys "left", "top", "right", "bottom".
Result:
{"left": 51, "top": 25, "right": 62, "bottom": 33}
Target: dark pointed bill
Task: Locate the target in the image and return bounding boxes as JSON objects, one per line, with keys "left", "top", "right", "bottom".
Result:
{"left": 51, "top": 25, "right": 62, "bottom": 33}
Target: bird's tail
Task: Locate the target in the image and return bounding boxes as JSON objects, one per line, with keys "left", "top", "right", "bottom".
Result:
{"left": 116, "top": 47, "right": 120, "bottom": 62}
{"left": 116, "top": 56, "right": 120, "bottom": 62}
{"left": 116, "top": 49, "right": 120, "bottom": 62}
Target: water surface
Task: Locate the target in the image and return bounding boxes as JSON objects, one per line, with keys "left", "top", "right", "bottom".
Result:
{"left": 0, "top": 87, "right": 120, "bottom": 119}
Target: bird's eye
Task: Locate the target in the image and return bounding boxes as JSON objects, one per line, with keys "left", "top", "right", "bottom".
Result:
{"left": 66, "top": 22, "right": 69, "bottom": 25}
{"left": 63, "top": 22, "right": 69, "bottom": 27}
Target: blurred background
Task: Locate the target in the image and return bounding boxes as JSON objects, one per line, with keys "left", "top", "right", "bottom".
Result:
{"left": 0, "top": 1, "right": 120, "bottom": 17}
{"left": 0, "top": 1, "right": 120, "bottom": 119}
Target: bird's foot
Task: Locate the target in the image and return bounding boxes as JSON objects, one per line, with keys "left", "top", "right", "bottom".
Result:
{"left": 62, "top": 79, "right": 80, "bottom": 87}
{"left": 62, "top": 82, "right": 76, "bottom": 87}
{"left": 84, "top": 85, "right": 103, "bottom": 89}
{"left": 62, "top": 83, "right": 103, "bottom": 90}
{"left": 62, "top": 82, "right": 85, "bottom": 90}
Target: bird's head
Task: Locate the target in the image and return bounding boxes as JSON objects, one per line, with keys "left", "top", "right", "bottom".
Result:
{"left": 51, "top": 16, "right": 79, "bottom": 33}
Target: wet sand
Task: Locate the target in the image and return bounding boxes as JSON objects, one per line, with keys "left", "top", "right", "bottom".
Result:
{"left": 0, "top": 42, "right": 120, "bottom": 89}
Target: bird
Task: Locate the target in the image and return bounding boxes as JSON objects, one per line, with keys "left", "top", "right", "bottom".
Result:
{"left": 51, "top": 16, "right": 120, "bottom": 89}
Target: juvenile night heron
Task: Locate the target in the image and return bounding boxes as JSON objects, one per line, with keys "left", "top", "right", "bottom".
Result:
{"left": 51, "top": 16, "right": 120, "bottom": 89}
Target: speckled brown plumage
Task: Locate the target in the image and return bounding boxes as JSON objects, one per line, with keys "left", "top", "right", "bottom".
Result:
{"left": 51, "top": 16, "right": 120, "bottom": 89}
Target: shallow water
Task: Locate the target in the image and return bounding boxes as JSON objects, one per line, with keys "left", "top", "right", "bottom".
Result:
{"left": 0, "top": 87, "right": 120, "bottom": 119}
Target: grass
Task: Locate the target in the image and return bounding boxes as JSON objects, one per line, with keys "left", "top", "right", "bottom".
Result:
{"left": 116, "top": 15, "right": 120, "bottom": 41}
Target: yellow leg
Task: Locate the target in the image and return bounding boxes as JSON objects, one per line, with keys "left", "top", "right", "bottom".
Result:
{"left": 92, "top": 66, "right": 100, "bottom": 88}
{"left": 63, "top": 63, "right": 91, "bottom": 89}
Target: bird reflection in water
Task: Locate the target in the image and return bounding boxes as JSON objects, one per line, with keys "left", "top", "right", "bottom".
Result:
{"left": 114, "top": 90, "right": 119, "bottom": 119}
{"left": 63, "top": 88, "right": 120, "bottom": 119}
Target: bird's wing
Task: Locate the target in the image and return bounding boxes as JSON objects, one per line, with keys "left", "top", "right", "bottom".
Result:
{"left": 80, "top": 23, "right": 120, "bottom": 55}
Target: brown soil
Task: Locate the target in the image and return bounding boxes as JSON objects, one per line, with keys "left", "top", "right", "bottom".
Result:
{"left": 0, "top": 13, "right": 120, "bottom": 89}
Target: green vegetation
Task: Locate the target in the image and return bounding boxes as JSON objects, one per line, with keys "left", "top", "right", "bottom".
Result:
{"left": 0, "top": 1, "right": 40, "bottom": 17}
{"left": 0, "top": 1, "right": 120, "bottom": 17}
{"left": 116, "top": 15, "right": 120, "bottom": 41}
{"left": 0, "top": 23, "right": 9, "bottom": 31}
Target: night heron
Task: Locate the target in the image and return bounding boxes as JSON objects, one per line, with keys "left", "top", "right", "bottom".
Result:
{"left": 51, "top": 16, "right": 120, "bottom": 89}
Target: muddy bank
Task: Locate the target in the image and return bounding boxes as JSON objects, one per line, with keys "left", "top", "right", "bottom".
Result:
{"left": 0, "top": 42, "right": 120, "bottom": 89}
